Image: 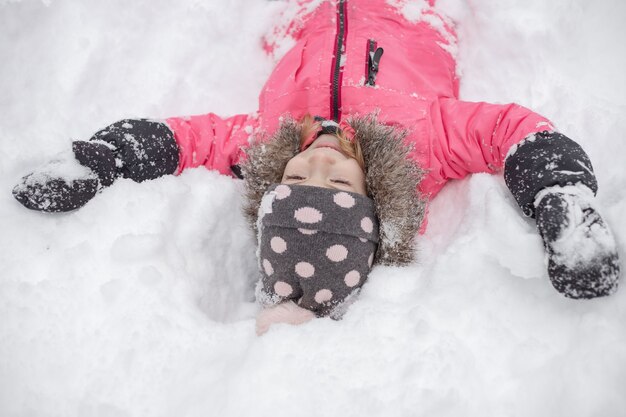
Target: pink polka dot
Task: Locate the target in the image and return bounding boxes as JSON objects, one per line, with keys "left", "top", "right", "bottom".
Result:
{"left": 333, "top": 192, "right": 355, "bottom": 208}
{"left": 326, "top": 244, "right": 348, "bottom": 262}
{"left": 295, "top": 262, "right": 315, "bottom": 278}
{"left": 270, "top": 236, "right": 287, "bottom": 254}
{"left": 275, "top": 185, "right": 292, "bottom": 200}
{"left": 298, "top": 228, "right": 318, "bottom": 235}
{"left": 359, "top": 238, "right": 367, "bottom": 243}
{"left": 361, "top": 217, "right": 374, "bottom": 233}
{"left": 344, "top": 270, "right": 361, "bottom": 287}
{"left": 314, "top": 289, "right": 333, "bottom": 304}
{"left": 263, "top": 259, "right": 274, "bottom": 276}
{"left": 294, "top": 207, "right": 323, "bottom": 224}
{"left": 274, "top": 281, "right": 293, "bottom": 297}
{"left": 368, "top": 253, "right": 374, "bottom": 267}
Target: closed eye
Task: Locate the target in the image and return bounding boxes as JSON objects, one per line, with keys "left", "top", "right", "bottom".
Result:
{"left": 331, "top": 179, "right": 352, "bottom": 185}
{"left": 284, "top": 175, "right": 306, "bottom": 181}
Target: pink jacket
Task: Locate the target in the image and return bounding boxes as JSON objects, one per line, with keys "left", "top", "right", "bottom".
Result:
{"left": 166, "top": 0, "right": 552, "bottom": 199}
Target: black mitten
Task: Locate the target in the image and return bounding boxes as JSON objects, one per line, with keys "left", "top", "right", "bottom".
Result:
{"left": 12, "top": 142, "right": 115, "bottom": 213}
{"left": 90, "top": 119, "right": 179, "bottom": 182}
{"left": 505, "top": 131, "right": 620, "bottom": 298}
{"left": 13, "top": 119, "right": 179, "bottom": 212}
{"left": 535, "top": 187, "right": 620, "bottom": 298}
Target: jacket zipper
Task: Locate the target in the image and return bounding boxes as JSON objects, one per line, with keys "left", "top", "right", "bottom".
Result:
{"left": 330, "top": 0, "right": 348, "bottom": 122}
{"left": 365, "top": 39, "right": 384, "bottom": 86}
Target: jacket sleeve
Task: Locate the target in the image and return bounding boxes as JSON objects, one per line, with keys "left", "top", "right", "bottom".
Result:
{"left": 431, "top": 97, "right": 554, "bottom": 180}
{"left": 165, "top": 112, "right": 259, "bottom": 176}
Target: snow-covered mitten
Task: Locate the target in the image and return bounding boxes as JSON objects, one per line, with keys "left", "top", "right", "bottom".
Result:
{"left": 12, "top": 119, "right": 179, "bottom": 212}
{"left": 534, "top": 186, "right": 620, "bottom": 298}
{"left": 504, "top": 131, "right": 620, "bottom": 298}
{"left": 89, "top": 119, "right": 179, "bottom": 182}
{"left": 12, "top": 142, "right": 116, "bottom": 212}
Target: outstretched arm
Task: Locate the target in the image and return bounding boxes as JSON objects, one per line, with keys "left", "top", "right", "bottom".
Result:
{"left": 433, "top": 97, "right": 619, "bottom": 299}
{"left": 13, "top": 112, "right": 259, "bottom": 212}
{"left": 432, "top": 97, "right": 554, "bottom": 179}
{"left": 166, "top": 112, "right": 259, "bottom": 177}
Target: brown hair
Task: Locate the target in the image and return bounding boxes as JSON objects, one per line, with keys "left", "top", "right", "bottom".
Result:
{"left": 298, "top": 114, "right": 366, "bottom": 171}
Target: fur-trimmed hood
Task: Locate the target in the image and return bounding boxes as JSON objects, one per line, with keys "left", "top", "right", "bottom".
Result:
{"left": 241, "top": 114, "right": 426, "bottom": 266}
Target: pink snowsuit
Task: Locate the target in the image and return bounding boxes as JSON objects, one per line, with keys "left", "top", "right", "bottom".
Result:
{"left": 165, "top": 0, "right": 552, "bottom": 200}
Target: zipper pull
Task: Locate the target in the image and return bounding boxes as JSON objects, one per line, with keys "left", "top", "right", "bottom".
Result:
{"left": 367, "top": 46, "right": 384, "bottom": 86}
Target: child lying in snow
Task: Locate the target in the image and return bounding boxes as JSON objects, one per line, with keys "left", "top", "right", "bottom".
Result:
{"left": 12, "top": 0, "right": 621, "bottom": 334}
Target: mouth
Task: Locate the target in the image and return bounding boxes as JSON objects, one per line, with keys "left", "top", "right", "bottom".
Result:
{"left": 312, "top": 143, "right": 343, "bottom": 154}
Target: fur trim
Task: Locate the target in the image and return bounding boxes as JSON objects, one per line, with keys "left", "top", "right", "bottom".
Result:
{"left": 241, "top": 117, "right": 302, "bottom": 231}
{"left": 240, "top": 114, "right": 426, "bottom": 266}
{"left": 350, "top": 114, "right": 426, "bottom": 265}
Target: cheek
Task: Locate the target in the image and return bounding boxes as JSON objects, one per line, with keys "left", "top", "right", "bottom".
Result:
{"left": 282, "top": 156, "right": 306, "bottom": 179}
{"left": 340, "top": 161, "right": 367, "bottom": 193}
{"left": 343, "top": 161, "right": 365, "bottom": 181}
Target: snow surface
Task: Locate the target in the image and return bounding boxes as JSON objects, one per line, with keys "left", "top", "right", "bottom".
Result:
{"left": 2, "top": 0, "right": 626, "bottom": 416}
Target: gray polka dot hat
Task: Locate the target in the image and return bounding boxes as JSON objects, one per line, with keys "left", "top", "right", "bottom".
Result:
{"left": 255, "top": 183, "right": 380, "bottom": 318}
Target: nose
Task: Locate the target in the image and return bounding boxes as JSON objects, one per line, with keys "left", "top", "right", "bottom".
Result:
{"left": 307, "top": 148, "right": 340, "bottom": 165}
{"left": 302, "top": 149, "right": 338, "bottom": 188}
{"left": 307, "top": 150, "right": 338, "bottom": 176}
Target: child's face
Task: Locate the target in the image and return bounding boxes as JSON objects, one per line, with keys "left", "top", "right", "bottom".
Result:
{"left": 281, "top": 134, "right": 367, "bottom": 195}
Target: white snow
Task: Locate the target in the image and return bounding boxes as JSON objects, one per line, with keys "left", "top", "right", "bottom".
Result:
{"left": 16, "top": 148, "right": 97, "bottom": 187}
{"left": 1, "top": 1, "right": 626, "bottom": 416}
{"left": 387, "top": 0, "right": 430, "bottom": 23}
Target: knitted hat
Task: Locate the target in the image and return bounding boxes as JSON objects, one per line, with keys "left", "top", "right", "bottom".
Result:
{"left": 256, "top": 183, "right": 379, "bottom": 317}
